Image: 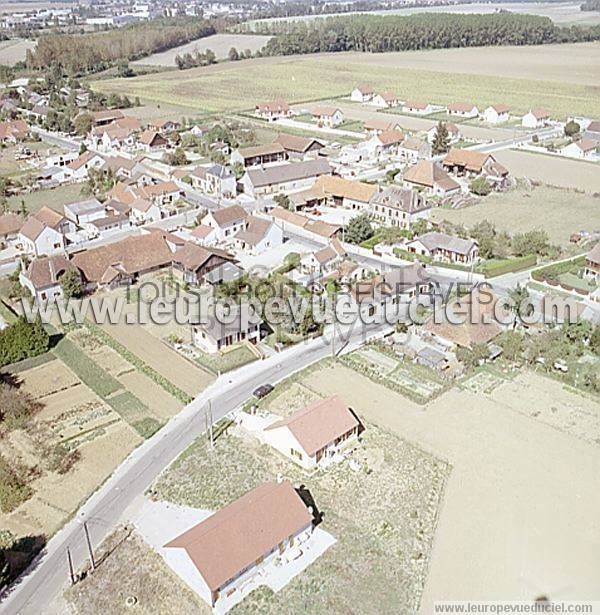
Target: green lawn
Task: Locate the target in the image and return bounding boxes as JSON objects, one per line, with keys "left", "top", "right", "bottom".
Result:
{"left": 91, "top": 51, "right": 600, "bottom": 119}
{"left": 7, "top": 183, "right": 85, "bottom": 216}
{"left": 194, "top": 344, "right": 257, "bottom": 374}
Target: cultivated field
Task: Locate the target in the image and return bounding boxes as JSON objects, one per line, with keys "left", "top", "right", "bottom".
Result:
{"left": 0, "top": 38, "right": 35, "bottom": 65}
{"left": 432, "top": 184, "right": 600, "bottom": 247}
{"left": 302, "top": 360, "right": 600, "bottom": 609}
{"left": 132, "top": 33, "right": 273, "bottom": 67}
{"left": 92, "top": 43, "right": 600, "bottom": 118}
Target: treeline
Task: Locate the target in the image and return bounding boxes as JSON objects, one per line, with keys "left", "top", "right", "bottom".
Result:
{"left": 581, "top": 0, "right": 600, "bottom": 10}
{"left": 26, "top": 17, "right": 217, "bottom": 75}
{"left": 261, "top": 13, "right": 600, "bottom": 55}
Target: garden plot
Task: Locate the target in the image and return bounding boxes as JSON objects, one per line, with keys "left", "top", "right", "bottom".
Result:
{"left": 14, "top": 358, "right": 80, "bottom": 400}
{"left": 151, "top": 400, "right": 448, "bottom": 614}
{"left": 259, "top": 381, "right": 321, "bottom": 417}
{"left": 342, "top": 345, "right": 446, "bottom": 403}
{"left": 490, "top": 370, "right": 600, "bottom": 447}
{"left": 460, "top": 368, "right": 508, "bottom": 396}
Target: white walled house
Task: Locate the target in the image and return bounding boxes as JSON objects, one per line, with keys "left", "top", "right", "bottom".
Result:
{"left": 130, "top": 198, "right": 162, "bottom": 225}
{"left": 263, "top": 395, "right": 360, "bottom": 469}
{"left": 522, "top": 109, "right": 551, "bottom": 129}
{"left": 406, "top": 232, "right": 479, "bottom": 265}
{"left": 18, "top": 218, "right": 66, "bottom": 256}
{"left": 558, "top": 139, "right": 598, "bottom": 160}
{"left": 163, "top": 480, "right": 314, "bottom": 609}
{"left": 370, "top": 92, "right": 399, "bottom": 108}
{"left": 191, "top": 164, "right": 237, "bottom": 198}
{"left": 202, "top": 205, "right": 247, "bottom": 243}
{"left": 64, "top": 198, "right": 105, "bottom": 226}
{"left": 233, "top": 216, "right": 284, "bottom": 254}
{"left": 312, "top": 106, "right": 344, "bottom": 128}
{"left": 426, "top": 123, "right": 460, "bottom": 145}
{"left": 402, "top": 100, "right": 434, "bottom": 115}
{"left": 350, "top": 86, "right": 373, "bottom": 103}
{"left": 482, "top": 105, "right": 510, "bottom": 124}
{"left": 447, "top": 103, "right": 479, "bottom": 119}
{"left": 19, "top": 254, "right": 79, "bottom": 302}
{"left": 64, "top": 151, "right": 106, "bottom": 182}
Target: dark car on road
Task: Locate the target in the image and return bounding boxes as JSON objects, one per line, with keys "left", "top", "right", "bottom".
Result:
{"left": 253, "top": 384, "right": 274, "bottom": 399}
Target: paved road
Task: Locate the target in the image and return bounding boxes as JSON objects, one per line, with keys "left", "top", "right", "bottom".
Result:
{"left": 0, "top": 320, "right": 391, "bottom": 615}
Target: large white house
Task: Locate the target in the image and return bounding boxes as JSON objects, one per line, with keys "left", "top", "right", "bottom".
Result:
{"left": 522, "top": 108, "right": 551, "bottom": 129}
{"left": 350, "top": 85, "right": 374, "bottom": 103}
{"left": 482, "top": 105, "right": 510, "bottom": 124}
{"left": 163, "top": 480, "right": 314, "bottom": 609}
{"left": 263, "top": 395, "right": 360, "bottom": 468}
{"left": 558, "top": 138, "right": 598, "bottom": 160}
{"left": 201, "top": 205, "right": 248, "bottom": 243}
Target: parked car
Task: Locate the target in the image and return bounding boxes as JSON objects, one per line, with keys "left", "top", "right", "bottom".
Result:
{"left": 253, "top": 384, "right": 274, "bottom": 399}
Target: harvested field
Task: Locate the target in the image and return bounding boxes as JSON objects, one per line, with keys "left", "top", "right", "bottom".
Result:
{"left": 303, "top": 361, "right": 600, "bottom": 610}
{"left": 92, "top": 44, "right": 600, "bottom": 118}
{"left": 0, "top": 38, "right": 35, "bottom": 65}
{"left": 133, "top": 33, "right": 272, "bottom": 66}
{"left": 494, "top": 149, "right": 600, "bottom": 194}
{"left": 65, "top": 528, "right": 206, "bottom": 615}
{"left": 152, "top": 371, "right": 448, "bottom": 614}
{"left": 432, "top": 184, "right": 600, "bottom": 247}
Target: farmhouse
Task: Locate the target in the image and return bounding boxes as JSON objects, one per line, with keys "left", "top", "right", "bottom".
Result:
{"left": 447, "top": 103, "right": 479, "bottom": 118}
{"left": 264, "top": 395, "right": 359, "bottom": 468}
{"left": 20, "top": 254, "right": 79, "bottom": 302}
{"left": 406, "top": 232, "right": 479, "bottom": 264}
{"left": 201, "top": 206, "right": 246, "bottom": 244}
{"left": 191, "top": 302, "right": 263, "bottom": 354}
{"left": 312, "top": 106, "right": 344, "bottom": 128}
{"left": 300, "top": 238, "right": 347, "bottom": 277}
{"left": 255, "top": 100, "right": 291, "bottom": 121}
{"left": 312, "top": 175, "right": 377, "bottom": 211}
{"left": 402, "top": 100, "right": 434, "bottom": 115}
{"left": 274, "top": 133, "right": 324, "bottom": 157}
{"left": 398, "top": 137, "right": 432, "bottom": 163}
{"left": 171, "top": 242, "right": 235, "bottom": 286}
{"left": 138, "top": 130, "right": 169, "bottom": 152}
{"left": 233, "top": 215, "right": 284, "bottom": 254}
{"left": 350, "top": 85, "right": 373, "bottom": 103}
{"left": 230, "top": 143, "right": 287, "bottom": 168}
{"left": 241, "top": 159, "right": 332, "bottom": 198}
{"left": 368, "top": 129, "right": 405, "bottom": 156}
{"left": 442, "top": 148, "right": 508, "bottom": 183}
{"left": 0, "top": 213, "right": 24, "bottom": 245}
{"left": 191, "top": 164, "right": 237, "bottom": 198}
{"left": 369, "top": 186, "right": 431, "bottom": 229}
{"left": 363, "top": 118, "right": 402, "bottom": 135}
{"left": 64, "top": 198, "right": 105, "bottom": 226}
{"left": 482, "top": 105, "right": 510, "bottom": 124}
{"left": 402, "top": 160, "right": 461, "bottom": 197}
{"left": 163, "top": 480, "right": 313, "bottom": 608}
{"left": 584, "top": 243, "right": 600, "bottom": 280}
{"left": 522, "top": 109, "right": 551, "bottom": 129}
{"left": 18, "top": 207, "right": 71, "bottom": 256}
{"left": 371, "top": 91, "right": 399, "bottom": 108}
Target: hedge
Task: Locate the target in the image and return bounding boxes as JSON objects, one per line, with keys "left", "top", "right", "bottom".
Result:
{"left": 477, "top": 254, "right": 537, "bottom": 278}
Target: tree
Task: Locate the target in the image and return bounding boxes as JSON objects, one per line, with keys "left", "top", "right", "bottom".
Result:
{"left": 205, "top": 49, "right": 216, "bottom": 65}
{"left": 590, "top": 325, "right": 600, "bottom": 356}
{"left": 0, "top": 380, "right": 41, "bottom": 431}
{"left": 432, "top": 121, "right": 450, "bottom": 155}
{"left": 228, "top": 47, "right": 240, "bottom": 61}
{"left": 73, "top": 112, "right": 93, "bottom": 136}
{"left": 471, "top": 220, "right": 496, "bottom": 259}
{"left": 470, "top": 177, "right": 492, "bottom": 196}
{"left": 116, "top": 59, "right": 134, "bottom": 78}
{"left": 231, "top": 161, "right": 244, "bottom": 180}
{"left": 497, "top": 330, "right": 524, "bottom": 361}
{"left": 508, "top": 283, "right": 532, "bottom": 327}
{"left": 0, "top": 318, "right": 50, "bottom": 369}
{"left": 273, "top": 193, "right": 291, "bottom": 210}
{"left": 345, "top": 213, "right": 373, "bottom": 244}
{"left": 564, "top": 120, "right": 580, "bottom": 138}
{"left": 163, "top": 147, "right": 187, "bottom": 166}
{"left": 59, "top": 270, "right": 82, "bottom": 299}
{"left": 457, "top": 342, "right": 489, "bottom": 368}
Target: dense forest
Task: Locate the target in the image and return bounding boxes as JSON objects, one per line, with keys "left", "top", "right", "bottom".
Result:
{"left": 25, "top": 17, "right": 218, "bottom": 74}
{"left": 261, "top": 13, "right": 600, "bottom": 55}
{"left": 580, "top": 0, "right": 600, "bottom": 10}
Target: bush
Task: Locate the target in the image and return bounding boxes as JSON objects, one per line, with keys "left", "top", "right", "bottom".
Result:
{"left": 0, "top": 455, "right": 32, "bottom": 513}
{"left": 345, "top": 213, "right": 373, "bottom": 244}
{"left": 469, "top": 177, "right": 492, "bottom": 196}
{"left": 0, "top": 318, "right": 50, "bottom": 369}
{"left": 0, "top": 381, "right": 41, "bottom": 431}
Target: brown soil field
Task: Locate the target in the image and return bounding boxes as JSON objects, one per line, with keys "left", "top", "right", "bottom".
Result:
{"left": 303, "top": 361, "right": 600, "bottom": 609}
{"left": 117, "top": 371, "right": 181, "bottom": 421}
{"left": 432, "top": 184, "right": 600, "bottom": 247}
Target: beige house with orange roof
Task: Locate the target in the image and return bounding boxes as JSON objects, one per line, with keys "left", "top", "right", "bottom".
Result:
{"left": 255, "top": 100, "right": 292, "bottom": 121}
{"left": 163, "top": 480, "right": 314, "bottom": 608}
{"left": 482, "top": 104, "right": 510, "bottom": 124}
{"left": 263, "top": 395, "right": 360, "bottom": 468}
{"left": 447, "top": 102, "right": 479, "bottom": 119}
{"left": 312, "top": 106, "right": 344, "bottom": 127}
{"left": 402, "top": 160, "right": 461, "bottom": 197}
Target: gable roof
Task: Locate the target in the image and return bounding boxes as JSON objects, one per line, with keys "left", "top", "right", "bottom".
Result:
{"left": 139, "top": 130, "right": 168, "bottom": 146}
{"left": 412, "top": 231, "right": 476, "bottom": 255}
{"left": 266, "top": 394, "right": 358, "bottom": 456}
{"left": 172, "top": 242, "right": 233, "bottom": 271}
{"left": 447, "top": 102, "right": 477, "bottom": 113}
{"left": 0, "top": 213, "right": 24, "bottom": 237}
{"left": 376, "top": 129, "right": 405, "bottom": 146}
{"left": 586, "top": 243, "right": 600, "bottom": 266}
{"left": 487, "top": 104, "right": 510, "bottom": 114}
{"left": 210, "top": 205, "right": 247, "bottom": 227}
{"left": 575, "top": 138, "right": 598, "bottom": 153}
{"left": 371, "top": 186, "right": 431, "bottom": 214}
{"left": 234, "top": 216, "right": 272, "bottom": 246}
{"left": 274, "top": 133, "right": 324, "bottom": 154}
{"left": 364, "top": 118, "right": 400, "bottom": 132}
{"left": 313, "top": 238, "right": 347, "bottom": 265}
{"left": 312, "top": 106, "right": 341, "bottom": 117}
{"left": 67, "top": 150, "right": 103, "bottom": 171}
{"left": 164, "top": 480, "right": 311, "bottom": 592}
{"left": 245, "top": 159, "right": 331, "bottom": 188}
{"left": 528, "top": 108, "right": 550, "bottom": 120}
{"left": 586, "top": 120, "right": 600, "bottom": 133}
{"left": 443, "top": 148, "right": 495, "bottom": 173}
{"left": 404, "top": 100, "right": 429, "bottom": 110}
{"left": 24, "top": 254, "right": 76, "bottom": 289}
{"left": 256, "top": 100, "right": 290, "bottom": 113}
{"left": 403, "top": 160, "right": 460, "bottom": 191}
{"left": 34, "top": 206, "right": 65, "bottom": 230}
{"left": 314, "top": 175, "right": 377, "bottom": 204}
{"left": 236, "top": 143, "right": 286, "bottom": 159}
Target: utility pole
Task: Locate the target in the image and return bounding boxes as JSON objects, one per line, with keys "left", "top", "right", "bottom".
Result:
{"left": 83, "top": 522, "right": 95, "bottom": 571}
{"left": 67, "top": 547, "right": 75, "bottom": 585}
{"left": 207, "top": 399, "right": 214, "bottom": 449}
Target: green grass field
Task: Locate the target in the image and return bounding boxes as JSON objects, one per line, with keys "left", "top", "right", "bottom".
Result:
{"left": 91, "top": 49, "right": 600, "bottom": 119}
{"left": 432, "top": 185, "right": 600, "bottom": 248}
{"left": 7, "top": 183, "right": 85, "bottom": 216}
